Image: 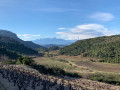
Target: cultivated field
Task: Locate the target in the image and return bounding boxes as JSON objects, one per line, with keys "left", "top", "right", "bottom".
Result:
{"left": 33, "top": 52, "right": 120, "bottom": 86}
{"left": 1, "top": 51, "right": 120, "bottom": 90}
{"left": 56, "top": 55, "right": 120, "bottom": 74}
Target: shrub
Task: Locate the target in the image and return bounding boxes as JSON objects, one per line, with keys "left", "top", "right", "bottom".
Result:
{"left": 17, "top": 57, "right": 23, "bottom": 64}
{"left": 22, "top": 57, "right": 34, "bottom": 65}
{"left": 31, "top": 64, "right": 82, "bottom": 78}
{"left": 17, "top": 56, "right": 34, "bottom": 65}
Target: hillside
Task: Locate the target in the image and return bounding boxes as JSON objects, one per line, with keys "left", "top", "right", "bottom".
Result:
{"left": 0, "top": 35, "right": 38, "bottom": 58}
{"left": 0, "top": 47, "right": 20, "bottom": 59}
{"left": 0, "top": 30, "right": 43, "bottom": 49}
{"left": 41, "top": 44, "right": 65, "bottom": 48}
{"left": 59, "top": 35, "right": 120, "bottom": 63}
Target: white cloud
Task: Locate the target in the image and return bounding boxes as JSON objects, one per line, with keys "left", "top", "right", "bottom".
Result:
{"left": 89, "top": 12, "right": 115, "bottom": 22}
{"left": 17, "top": 34, "right": 40, "bottom": 40}
{"left": 58, "top": 28, "right": 68, "bottom": 30}
{"left": 56, "top": 24, "right": 116, "bottom": 40}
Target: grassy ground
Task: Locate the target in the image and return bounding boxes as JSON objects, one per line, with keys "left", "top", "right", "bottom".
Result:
{"left": 34, "top": 57, "right": 85, "bottom": 74}
{"left": 56, "top": 55, "right": 120, "bottom": 74}
{"left": 33, "top": 51, "right": 120, "bottom": 85}
{"left": 89, "top": 72, "right": 120, "bottom": 85}
{"left": 33, "top": 56, "right": 96, "bottom": 78}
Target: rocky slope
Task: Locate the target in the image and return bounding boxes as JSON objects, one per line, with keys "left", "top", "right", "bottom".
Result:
{"left": 0, "top": 65, "right": 120, "bottom": 90}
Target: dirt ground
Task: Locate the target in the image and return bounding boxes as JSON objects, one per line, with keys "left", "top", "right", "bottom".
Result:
{"left": 76, "top": 61, "right": 120, "bottom": 73}
{"left": 56, "top": 55, "right": 98, "bottom": 62}
{"left": 56, "top": 55, "right": 120, "bottom": 74}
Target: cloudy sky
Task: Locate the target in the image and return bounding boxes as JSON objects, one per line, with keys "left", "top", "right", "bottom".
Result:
{"left": 0, "top": 0, "right": 120, "bottom": 41}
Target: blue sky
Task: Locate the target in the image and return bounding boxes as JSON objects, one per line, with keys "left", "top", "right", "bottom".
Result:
{"left": 0, "top": 0, "right": 120, "bottom": 41}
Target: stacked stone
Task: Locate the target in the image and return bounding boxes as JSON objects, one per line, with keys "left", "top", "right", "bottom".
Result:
{"left": 0, "top": 65, "right": 73, "bottom": 90}
{"left": 0, "top": 64, "right": 120, "bottom": 90}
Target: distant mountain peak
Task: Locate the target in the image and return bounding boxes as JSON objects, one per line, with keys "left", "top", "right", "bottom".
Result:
{"left": 33, "top": 37, "right": 76, "bottom": 46}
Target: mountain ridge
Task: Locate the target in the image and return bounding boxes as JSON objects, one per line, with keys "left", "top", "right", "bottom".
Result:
{"left": 33, "top": 37, "right": 75, "bottom": 46}
{"left": 0, "top": 35, "right": 38, "bottom": 55}
{"left": 0, "top": 30, "right": 44, "bottom": 59}
{"left": 59, "top": 35, "right": 120, "bottom": 63}
{"left": 0, "top": 30, "right": 42, "bottom": 49}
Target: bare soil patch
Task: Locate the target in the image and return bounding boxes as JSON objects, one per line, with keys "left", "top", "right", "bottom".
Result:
{"left": 76, "top": 61, "right": 120, "bottom": 73}
{"left": 56, "top": 55, "right": 120, "bottom": 73}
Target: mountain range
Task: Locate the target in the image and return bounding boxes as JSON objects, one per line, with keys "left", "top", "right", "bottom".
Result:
{"left": 33, "top": 38, "right": 75, "bottom": 46}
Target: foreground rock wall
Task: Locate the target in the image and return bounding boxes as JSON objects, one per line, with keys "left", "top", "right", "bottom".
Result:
{"left": 0, "top": 64, "right": 120, "bottom": 90}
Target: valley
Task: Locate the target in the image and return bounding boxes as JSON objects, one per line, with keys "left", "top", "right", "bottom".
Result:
{"left": 0, "top": 30, "right": 120, "bottom": 90}
{"left": 1, "top": 0, "right": 120, "bottom": 89}
{"left": 56, "top": 55, "right": 120, "bottom": 73}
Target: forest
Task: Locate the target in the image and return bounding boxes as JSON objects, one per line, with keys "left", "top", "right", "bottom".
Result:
{"left": 0, "top": 36, "right": 39, "bottom": 59}
{"left": 59, "top": 35, "right": 120, "bottom": 63}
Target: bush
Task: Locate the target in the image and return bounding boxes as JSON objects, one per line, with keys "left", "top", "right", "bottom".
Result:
{"left": 22, "top": 57, "right": 34, "bottom": 65}
{"left": 31, "top": 64, "right": 82, "bottom": 78}
{"left": 65, "top": 72, "right": 82, "bottom": 78}
{"left": 17, "top": 56, "right": 34, "bottom": 65}
{"left": 16, "top": 57, "right": 82, "bottom": 78}
{"left": 99, "top": 59, "right": 105, "bottom": 62}
{"left": 17, "top": 57, "right": 23, "bottom": 64}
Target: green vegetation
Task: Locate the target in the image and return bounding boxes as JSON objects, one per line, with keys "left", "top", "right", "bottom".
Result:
{"left": 48, "top": 46, "right": 60, "bottom": 51}
{"left": 0, "top": 47, "right": 20, "bottom": 59}
{"left": 60, "top": 35, "right": 120, "bottom": 63}
{"left": 1, "top": 30, "right": 120, "bottom": 86}
{"left": 0, "top": 35, "right": 39, "bottom": 59}
{"left": 31, "top": 63, "right": 81, "bottom": 77}
{"left": 17, "top": 57, "right": 34, "bottom": 65}
{"left": 16, "top": 56, "right": 81, "bottom": 77}
{"left": 89, "top": 73, "right": 120, "bottom": 85}
{"left": 0, "top": 40, "right": 38, "bottom": 55}
{"left": 1, "top": 56, "right": 34, "bottom": 65}
{"left": 36, "top": 47, "right": 48, "bottom": 52}
{"left": 36, "top": 46, "right": 60, "bottom": 53}
{"left": 34, "top": 58, "right": 77, "bottom": 71}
